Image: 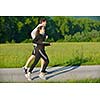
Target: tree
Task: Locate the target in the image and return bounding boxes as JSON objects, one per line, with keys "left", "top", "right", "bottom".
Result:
{"left": 0, "top": 16, "right": 100, "bottom": 43}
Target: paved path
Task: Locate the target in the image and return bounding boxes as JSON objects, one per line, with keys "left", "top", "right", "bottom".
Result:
{"left": 0, "top": 65, "right": 100, "bottom": 82}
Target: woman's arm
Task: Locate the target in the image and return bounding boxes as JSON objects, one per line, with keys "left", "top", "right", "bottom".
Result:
{"left": 33, "top": 36, "right": 50, "bottom": 46}
{"left": 43, "top": 42, "right": 51, "bottom": 46}
{"left": 31, "top": 24, "right": 43, "bottom": 39}
{"left": 33, "top": 35, "right": 44, "bottom": 45}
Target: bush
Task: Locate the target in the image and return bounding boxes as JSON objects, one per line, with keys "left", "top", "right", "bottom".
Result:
{"left": 70, "top": 30, "right": 100, "bottom": 42}
{"left": 11, "top": 39, "right": 15, "bottom": 43}
{"left": 64, "top": 35, "right": 72, "bottom": 42}
{"left": 57, "top": 39, "right": 65, "bottom": 42}
{"left": 46, "top": 38, "right": 55, "bottom": 42}
{"left": 21, "top": 39, "right": 32, "bottom": 43}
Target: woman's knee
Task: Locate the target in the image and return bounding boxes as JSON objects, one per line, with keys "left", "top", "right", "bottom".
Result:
{"left": 46, "top": 59, "right": 49, "bottom": 65}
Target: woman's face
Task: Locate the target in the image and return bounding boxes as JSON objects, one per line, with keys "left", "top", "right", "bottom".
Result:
{"left": 42, "top": 21, "right": 46, "bottom": 27}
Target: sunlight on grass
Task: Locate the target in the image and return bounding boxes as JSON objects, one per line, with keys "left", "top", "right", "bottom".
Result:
{"left": 0, "top": 42, "right": 100, "bottom": 68}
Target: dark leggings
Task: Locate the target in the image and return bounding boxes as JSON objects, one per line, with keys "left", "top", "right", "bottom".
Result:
{"left": 29, "top": 49, "right": 49, "bottom": 73}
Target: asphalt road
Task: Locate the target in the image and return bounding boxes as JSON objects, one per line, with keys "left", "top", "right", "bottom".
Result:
{"left": 0, "top": 65, "right": 100, "bottom": 82}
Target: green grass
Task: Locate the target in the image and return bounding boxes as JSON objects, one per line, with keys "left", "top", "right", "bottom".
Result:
{"left": 0, "top": 42, "right": 100, "bottom": 68}
{"left": 0, "top": 78, "right": 100, "bottom": 83}
{"left": 37, "top": 78, "right": 100, "bottom": 83}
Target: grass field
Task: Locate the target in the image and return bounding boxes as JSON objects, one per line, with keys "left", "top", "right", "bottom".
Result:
{"left": 36, "top": 78, "right": 100, "bottom": 83}
{"left": 0, "top": 78, "right": 100, "bottom": 83}
{"left": 0, "top": 42, "right": 100, "bottom": 68}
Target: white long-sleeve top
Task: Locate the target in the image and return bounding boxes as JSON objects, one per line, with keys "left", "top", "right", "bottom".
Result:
{"left": 31, "top": 24, "right": 43, "bottom": 39}
{"left": 31, "top": 24, "right": 48, "bottom": 47}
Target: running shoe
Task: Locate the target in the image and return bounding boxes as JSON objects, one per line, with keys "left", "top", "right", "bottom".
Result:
{"left": 22, "top": 67, "right": 28, "bottom": 78}
{"left": 39, "top": 72, "right": 46, "bottom": 80}
{"left": 27, "top": 72, "right": 31, "bottom": 81}
{"left": 40, "top": 70, "right": 48, "bottom": 75}
{"left": 22, "top": 67, "right": 28, "bottom": 74}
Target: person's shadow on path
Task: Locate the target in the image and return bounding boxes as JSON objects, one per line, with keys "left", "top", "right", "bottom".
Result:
{"left": 31, "top": 63, "right": 81, "bottom": 80}
{"left": 47, "top": 56, "right": 89, "bottom": 80}
{"left": 31, "top": 57, "right": 88, "bottom": 80}
{"left": 46, "top": 65, "right": 80, "bottom": 80}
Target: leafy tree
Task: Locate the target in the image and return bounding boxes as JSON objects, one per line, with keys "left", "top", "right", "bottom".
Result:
{"left": 0, "top": 16, "right": 100, "bottom": 43}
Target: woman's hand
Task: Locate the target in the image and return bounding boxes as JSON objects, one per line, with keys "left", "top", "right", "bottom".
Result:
{"left": 46, "top": 35, "right": 48, "bottom": 39}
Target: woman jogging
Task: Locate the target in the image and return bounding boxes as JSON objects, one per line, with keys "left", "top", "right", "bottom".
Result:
{"left": 27, "top": 26, "right": 50, "bottom": 81}
{"left": 23, "top": 18, "right": 48, "bottom": 77}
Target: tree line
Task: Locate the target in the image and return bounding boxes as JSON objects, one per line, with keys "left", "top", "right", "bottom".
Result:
{"left": 0, "top": 16, "right": 100, "bottom": 43}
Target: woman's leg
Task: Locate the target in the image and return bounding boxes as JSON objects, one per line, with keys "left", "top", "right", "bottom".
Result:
{"left": 39, "top": 50, "right": 49, "bottom": 72}
{"left": 27, "top": 51, "right": 41, "bottom": 81}
{"left": 41, "top": 57, "right": 49, "bottom": 73}
{"left": 40, "top": 58, "right": 45, "bottom": 72}
{"left": 38, "top": 50, "right": 49, "bottom": 80}
{"left": 24, "top": 47, "right": 36, "bottom": 69}
{"left": 24, "top": 55, "right": 35, "bottom": 69}
{"left": 29, "top": 52, "right": 41, "bottom": 73}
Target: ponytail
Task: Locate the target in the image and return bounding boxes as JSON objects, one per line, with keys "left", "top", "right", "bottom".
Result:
{"left": 36, "top": 26, "right": 43, "bottom": 36}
